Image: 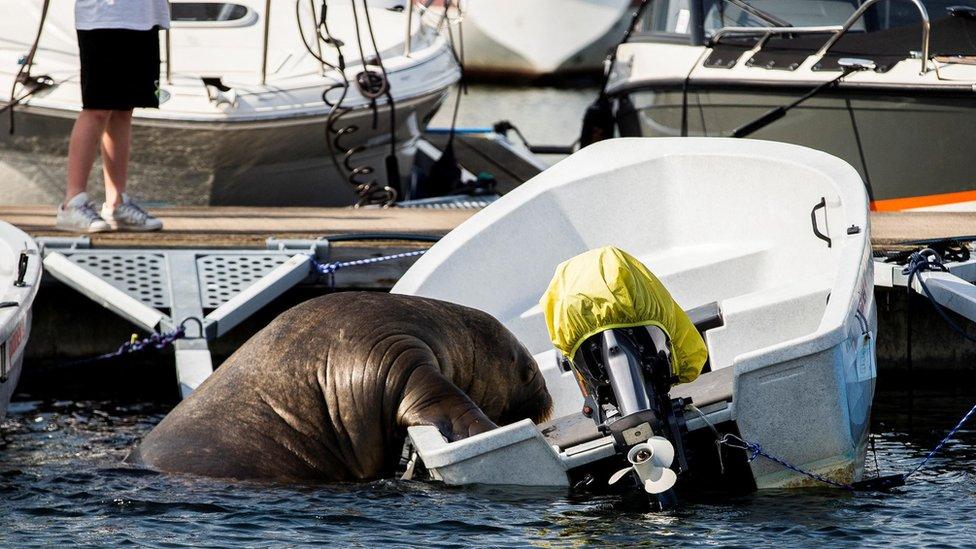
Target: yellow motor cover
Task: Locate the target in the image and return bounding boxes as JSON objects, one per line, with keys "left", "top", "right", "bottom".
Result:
{"left": 539, "top": 246, "right": 707, "bottom": 384}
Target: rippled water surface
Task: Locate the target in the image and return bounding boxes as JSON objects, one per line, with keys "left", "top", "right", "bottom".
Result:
{"left": 2, "top": 385, "right": 974, "bottom": 547}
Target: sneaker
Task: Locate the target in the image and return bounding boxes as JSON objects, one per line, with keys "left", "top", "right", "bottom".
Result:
{"left": 56, "top": 192, "right": 112, "bottom": 233}
{"left": 101, "top": 194, "right": 163, "bottom": 232}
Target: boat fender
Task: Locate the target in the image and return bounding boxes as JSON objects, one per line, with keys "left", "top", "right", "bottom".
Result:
{"left": 579, "top": 95, "right": 615, "bottom": 148}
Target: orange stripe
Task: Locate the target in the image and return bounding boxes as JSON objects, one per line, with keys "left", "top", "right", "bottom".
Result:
{"left": 871, "top": 190, "right": 976, "bottom": 212}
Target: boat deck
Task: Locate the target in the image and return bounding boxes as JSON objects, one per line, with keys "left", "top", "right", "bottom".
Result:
{"left": 1, "top": 206, "right": 972, "bottom": 250}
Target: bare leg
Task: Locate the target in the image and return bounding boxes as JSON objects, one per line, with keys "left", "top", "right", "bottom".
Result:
{"left": 101, "top": 109, "right": 134, "bottom": 209}
{"left": 65, "top": 109, "right": 112, "bottom": 203}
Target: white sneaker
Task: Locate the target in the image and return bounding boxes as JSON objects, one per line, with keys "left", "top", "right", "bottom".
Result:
{"left": 101, "top": 194, "right": 163, "bottom": 232}
{"left": 56, "top": 192, "right": 112, "bottom": 233}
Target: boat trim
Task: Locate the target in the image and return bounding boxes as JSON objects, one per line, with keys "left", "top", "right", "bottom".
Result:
{"left": 710, "top": 25, "right": 843, "bottom": 45}
{"left": 8, "top": 87, "right": 451, "bottom": 130}
{"left": 607, "top": 76, "right": 976, "bottom": 96}
{"left": 872, "top": 189, "right": 976, "bottom": 211}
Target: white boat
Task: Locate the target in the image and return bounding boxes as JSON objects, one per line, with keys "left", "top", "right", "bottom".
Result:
{"left": 0, "top": 221, "right": 40, "bottom": 421}
{"left": 394, "top": 137, "right": 877, "bottom": 493}
{"left": 603, "top": 0, "right": 976, "bottom": 211}
{"left": 456, "top": 0, "right": 636, "bottom": 78}
{"left": 0, "top": 0, "right": 460, "bottom": 207}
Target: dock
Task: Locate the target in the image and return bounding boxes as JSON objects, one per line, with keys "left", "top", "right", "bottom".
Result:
{"left": 4, "top": 206, "right": 974, "bottom": 250}
{"left": 5, "top": 204, "right": 976, "bottom": 395}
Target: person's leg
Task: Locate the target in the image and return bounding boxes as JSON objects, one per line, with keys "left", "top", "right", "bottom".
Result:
{"left": 65, "top": 109, "right": 112, "bottom": 203}
{"left": 98, "top": 108, "right": 162, "bottom": 232}
{"left": 101, "top": 109, "right": 133, "bottom": 209}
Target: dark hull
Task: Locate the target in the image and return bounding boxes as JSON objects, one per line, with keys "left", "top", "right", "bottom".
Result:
{"left": 616, "top": 86, "right": 976, "bottom": 210}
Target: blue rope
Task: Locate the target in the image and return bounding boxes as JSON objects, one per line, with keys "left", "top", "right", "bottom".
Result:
{"left": 902, "top": 250, "right": 976, "bottom": 345}
{"left": 719, "top": 434, "right": 854, "bottom": 490}
{"left": 904, "top": 402, "right": 976, "bottom": 480}
{"left": 314, "top": 249, "right": 427, "bottom": 283}
{"left": 64, "top": 317, "right": 201, "bottom": 366}
{"left": 898, "top": 248, "right": 976, "bottom": 478}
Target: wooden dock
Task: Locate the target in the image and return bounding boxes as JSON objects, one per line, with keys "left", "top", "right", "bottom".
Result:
{"left": 3, "top": 206, "right": 974, "bottom": 251}
{"left": 0, "top": 205, "right": 476, "bottom": 248}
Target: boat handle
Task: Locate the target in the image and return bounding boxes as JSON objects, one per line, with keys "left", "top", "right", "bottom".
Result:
{"left": 14, "top": 251, "right": 28, "bottom": 287}
{"left": 811, "top": 197, "right": 832, "bottom": 248}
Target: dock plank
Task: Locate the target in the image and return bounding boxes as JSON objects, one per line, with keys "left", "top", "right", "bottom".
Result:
{"left": 870, "top": 212, "right": 976, "bottom": 246}
{"left": 0, "top": 205, "right": 478, "bottom": 248}
{"left": 3, "top": 206, "right": 976, "bottom": 251}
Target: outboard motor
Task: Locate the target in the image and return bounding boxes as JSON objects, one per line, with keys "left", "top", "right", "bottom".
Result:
{"left": 572, "top": 326, "right": 690, "bottom": 501}
{"left": 541, "top": 246, "right": 708, "bottom": 506}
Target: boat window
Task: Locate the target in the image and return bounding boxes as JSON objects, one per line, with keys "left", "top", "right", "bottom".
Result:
{"left": 702, "top": 0, "right": 862, "bottom": 36}
{"left": 170, "top": 2, "right": 257, "bottom": 27}
{"left": 868, "top": 0, "right": 976, "bottom": 30}
{"left": 699, "top": 0, "right": 976, "bottom": 37}
{"left": 638, "top": 0, "right": 695, "bottom": 35}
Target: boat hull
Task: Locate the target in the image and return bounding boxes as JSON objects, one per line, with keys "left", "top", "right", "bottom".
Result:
{"left": 616, "top": 86, "right": 976, "bottom": 211}
{"left": 460, "top": 0, "right": 633, "bottom": 78}
{"left": 0, "top": 221, "right": 40, "bottom": 422}
{"left": 0, "top": 90, "right": 449, "bottom": 206}
{"left": 0, "top": 310, "right": 30, "bottom": 420}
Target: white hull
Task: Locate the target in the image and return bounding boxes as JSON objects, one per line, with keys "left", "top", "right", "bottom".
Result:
{"left": 0, "top": 0, "right": 460, "bottom": 206}
{"left": 396, "top": 138, "right": 877, "bottom": 490}
{"left": 0, "top": 221, "right": 40, "bottom": 421}
{"left": 460, "top": 0, "right": 634, "bottom": 77}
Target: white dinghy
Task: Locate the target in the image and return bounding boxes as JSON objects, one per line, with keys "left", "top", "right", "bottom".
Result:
{"left": 0, "top": 221, "right": 40, "bottom": 420}
{"left": 394, "top": 138, "right": 877, "bottom": 495}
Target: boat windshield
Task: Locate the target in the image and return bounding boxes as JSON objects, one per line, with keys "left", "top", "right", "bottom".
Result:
{"left": 637, "top": 0, "right": 976, "bottom": 40}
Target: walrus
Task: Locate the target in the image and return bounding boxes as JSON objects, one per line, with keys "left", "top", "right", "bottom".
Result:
{"left": 127, "top": 292, "right": 553, "bottom": 482}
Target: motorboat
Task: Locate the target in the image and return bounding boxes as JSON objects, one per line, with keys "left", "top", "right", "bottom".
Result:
{"left": 457, "top": 0, "right": 637, "bottom": 79}
{"left": 0, "top": 221, "right": 40, "bottom": 421}
{"left": 0, "top": 0, "right": 460, "bottom": 207}
{"left": 394, "top": 138, "right": 877, "bottom": 496}
{"left": 598, "top": 0, "right": 976, "bottom": 211}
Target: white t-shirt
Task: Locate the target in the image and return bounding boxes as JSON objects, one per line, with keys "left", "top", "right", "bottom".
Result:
{"left": 75, "top": 0, "right": 171, "bottom": 31}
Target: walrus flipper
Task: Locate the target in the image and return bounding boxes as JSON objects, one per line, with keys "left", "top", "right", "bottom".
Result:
{"left": 397, "top": 364, "right": 498, "bottom": 442}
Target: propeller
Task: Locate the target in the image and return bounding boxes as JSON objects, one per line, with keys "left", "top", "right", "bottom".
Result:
{"left": 608, "top": 437, "right": 678, "bottom": 495}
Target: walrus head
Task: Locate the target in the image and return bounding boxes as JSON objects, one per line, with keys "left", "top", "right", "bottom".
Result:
{"left": 445, "top": 304, "right": 554, "bottom": 427}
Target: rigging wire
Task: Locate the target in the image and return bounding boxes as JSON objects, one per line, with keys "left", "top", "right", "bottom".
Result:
{"left": 4, "top": 0, "right": 53, "bottom": 134}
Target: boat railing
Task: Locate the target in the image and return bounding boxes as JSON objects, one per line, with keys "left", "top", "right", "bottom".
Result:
{"left": 816, "top": 0, "right": 930, "bottom": 74}
{"left": 709, "top": 0, "right": 931, "bottom": 75}
{"left": 709, "top": 25, "right": 844, "bottom": 44}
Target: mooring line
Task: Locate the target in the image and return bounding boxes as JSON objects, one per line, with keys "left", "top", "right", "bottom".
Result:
{"left": 717, "top": 434, "right": 855, "bottom": 490}
{"left": 313, "top": 249, "right": 427, "bottom": 275}
{"left": 62, "top": 317, "right": 202, "bottom": 367}
{"left": 904, "top": 403, "right": 976, "bottom": 480}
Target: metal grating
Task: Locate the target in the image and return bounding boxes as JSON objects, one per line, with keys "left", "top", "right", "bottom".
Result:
{"left": 70, "top": 253, "right": 171, "bottom": 309}
{"left": 197, "top": 254, "right": 289, "bottom": 309}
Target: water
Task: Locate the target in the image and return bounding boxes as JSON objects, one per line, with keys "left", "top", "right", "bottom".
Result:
{"left": 4, "top": 85, "right": 976, "bottom": 545}
{"left": 428, "top": 84, "right": 599, "bottom": 158}
{"left": 1, "top": 386, "right": 974, "bottom": 547}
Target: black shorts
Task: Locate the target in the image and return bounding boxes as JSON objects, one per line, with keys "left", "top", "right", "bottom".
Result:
{"left": 77, "top": 28, "right": 161, "bottom": 110}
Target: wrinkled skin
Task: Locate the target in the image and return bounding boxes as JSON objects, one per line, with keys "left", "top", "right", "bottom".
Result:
{"left": 127, "top": 292, "right": 553, "bottom": 482}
